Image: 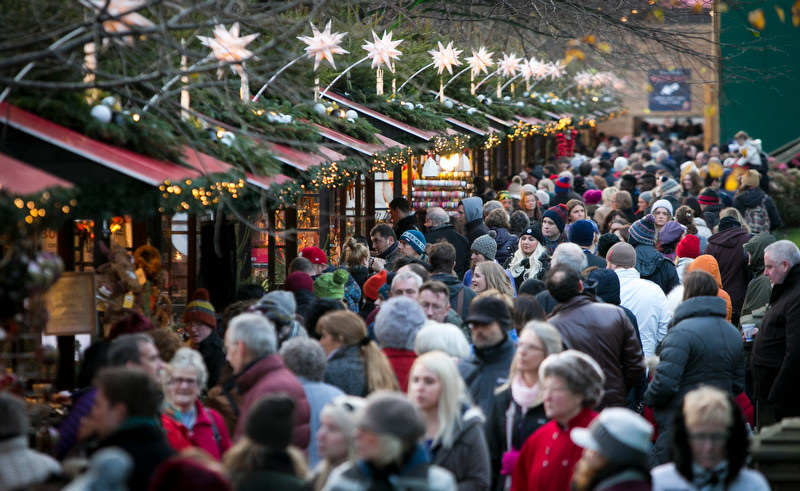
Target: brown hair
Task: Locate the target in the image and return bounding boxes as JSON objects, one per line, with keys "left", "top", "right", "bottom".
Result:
{"left": 614, "top": 190, "right": 632, "bottom": 211}
{"left": 341, "top": 237, "right": 369, "bottom": 269}
{"left": 566, "top": 199, "right": 586, "bottom": 222}
{"left": 682, "top": 270, "right": 719, "bottom": 301}
{"left": 475, "top": 262, "right": 515, "bottom": 298}
{"left": 674, "top": 206, "right": 698, "bottom": 235}
{"left": 485, "top": 208, "right": 510, "bottom": 229}
{"left": 419, "top": 280, "right": 450, "bottom": 299}
{"left": 317, "top": 311, "right": 399, "bottom": 393}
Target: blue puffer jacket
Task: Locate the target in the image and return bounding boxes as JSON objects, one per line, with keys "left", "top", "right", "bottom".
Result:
{"left": 644, "top": 296, "right": 745, "bottom": 466}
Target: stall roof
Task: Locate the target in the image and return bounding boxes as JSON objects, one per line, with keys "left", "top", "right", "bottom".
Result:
{"left": 180, "top": 147, "right": 290, "bottom": 190}
{"left": 310, "top": 123, "right": 386, "bottom": 156}
{"left": 322, "top": 93, "right": 438, "bottom": 141}
{"left": 0, "top": 102, "right": 201, "bottom": 186}
{"left": 0, "top": 151, "right": 73, "bottom": 195}
{"left": 444, "top": 117, "right": 488, "bottom": 136}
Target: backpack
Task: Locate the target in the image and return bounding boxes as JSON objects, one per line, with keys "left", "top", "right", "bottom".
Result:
{"left": 743, "top": 195, "right": 771, "bottom": 234}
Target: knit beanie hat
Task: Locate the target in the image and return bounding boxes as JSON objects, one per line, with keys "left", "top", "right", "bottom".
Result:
{"left": 741, "top": 169, "right": 760, "bottom": 187}
{"left": 583, "top": 189, "right": 602, "bottom": 205}
{"left": 555, "top": 176, "right": 571, "bottom": 193}
{"left": 245, "top": 394, "right": 295, "bottom": 448}
{"left": 698, "top": 188, "right": 720, "bottom": 205}
{"left": 606, "top": 242, "right": 637, "bottom": 268}
{"left": 613, "top": 156, "right": 629, "bottom": 171}
{"left": 639, "top": 191, "right": 652, "bottom": 205}
{"left": 374, "top": 297, "right": 426, "bottom": 351}
{"left": 508, "top": 179, "right": 523, "bottom": 200}
{"left": 629, "top": 214, "right": 657, "bottom": 246}
{"left": 358, "top": 391, "right": 425, "bottom": 446}
{"left": 183, "top": 289, "right": 216, "bottom": 327}
{"left": 300, "top": 246, "right": 327, "bottom": 265}
{"left": 536, "top": 190, "right": 550, "bottom": 207}
{"left": 362, "top": 270, "right": 387, "bottom": 302}
{"left": 676, "top": 234, "right": 701, "bottom": 259}
{"left": 718, "top": 215, "right": 741, "bottom": 232}
{"left": 597, "top": 233, "right": 621, "bottom": 259}
{"left": 471, "top": 233, "right": 498, "bottom": 261}
{"left": 283, "top": 271, "right": 313, "bottom": 292}
{"left": 313, "top": 268, "right": 349, "bottom": 300}
{"left": 400, "top": 230, "right": 426, "bottom": 255}
{"left": 651, "top": 199, "right": 673, "bottom": 218}
{"left": 659, "top": 178, "right": 680, "bottom": 197}
{"left": 658, "top": 221, "right": 686, "bottom": 246}
{"left": 571, "top": 407, "right": 653, "bottom": 468}
{"left": 521, "top": 184, "right": 537, "bottom": 196}
{"left": 249, "top": 291, "right": 296, "bottom": 327}
{"left": 522, "top": 222, "right": 546, "bottom": 245}
{"left": 543, "top": 204, "right": 570, "bottom": 232}
{"left": 569, "top": 219, "right": 596, "bottom": 247}
{"left": 496, "top": 190, "right": 511, "bottom": 202}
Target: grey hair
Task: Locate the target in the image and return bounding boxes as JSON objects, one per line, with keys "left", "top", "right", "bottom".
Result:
{"left": 108, "top": 333, "right": 154, "bottom": 366}
{"left": 427, "top": 207, "right": 449, "bottom": 227}
{"left": 483, "top": 200, "right": 503, "bottom": 217}
{"left": 227, "top": 313, "right": 277, "bottom": 359}
{"left": 539, "top": 350, "right": 605, "bottom": 408}
{"left": 551, "top": 243, "right": 589, "bottom": 274}
{"left": 522, "top": 321, "right": 563, "bottom": 357}
{"left": 166, "top": 347, "right": 208, "bottom": 389}
{"left": 391, "top": 271, "right": 423, "bottom": 289}
{"left": 414, "top": 321, "right": 470, "bottom": 359}
{"left": 280, "top": 337, "right": 327, "bottom": 382}
{"left": 765, "top": 240, "right": 800, "bottom": 268}
{"left": 0, "top": 393, "right": 28, "bottom": 439}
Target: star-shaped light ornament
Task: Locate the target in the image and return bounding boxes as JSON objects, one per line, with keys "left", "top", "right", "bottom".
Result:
{"left": 297, "top": 20, "right": 348, "bottom": 71}
{"left": 429, "top": 41, "right": 463, "bottom": 75}
{"left": 362, "top": 30, "right": 403, "bottom": 71}
{"left": 574, "top": 70, "right": 595, "bottom": 88}
{"left": 466, "top": 47, "right": 494, "bottom": 77}
{"left": 198, "top": 23, "right": 259, "bottom": 75}
{"left": 547, "top": 61, "right": 566, "bottom": 80}
{"left": 528, "top": 58, "right": 550, "bottom": 80}
{"left": 81, "top": 0, "right": 154, "bottom": 45}
{"left": 498, "top": 53, "right": 523, "bottom": 77}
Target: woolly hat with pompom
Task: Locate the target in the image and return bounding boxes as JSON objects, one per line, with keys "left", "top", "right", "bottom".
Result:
{"left": 543, "top": 204, "right": 570, "bottom": 232}
{"left": 583, "top": 189, "right": 602, "bottom": 205}
{"left": 183, "top": 288, "right": 216, "bottom": 327}
{"left": 629, "top": 214, "right": 657, "bottom": 246}
{"left": 555, "top": 176, "right": 571, "bottom": 193}
{"left": 313, "top": 268, "right": 349, "bottom": 300}
{"left": 375, "top": 297, "right": 426, "bottom": 351}
{"left": 676, "top": 234, "right": 701, "bottom": 259}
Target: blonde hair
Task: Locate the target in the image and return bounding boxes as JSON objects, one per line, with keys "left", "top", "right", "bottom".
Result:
{"left": 475, "top": 261, "right": 515, "bottom": 298}
{"left": 717, "top": 207, "right": 750, "bottom": 233}
{"left": 341, "top": 237, "right": 369, "bottom": 269}
{"left": 317, "top": 311, "right": 400, "bottom": 393}
{"left": 683, "top": 386, "right": 733, "bottom": 429}
{"left": 538, "top": 178, "right": 554, "bottom": 193}
{"left": 602, "top": 186, "right": 618, "bottom": 206}
{"left": 313, "top": 396, "right": 366, "bottom": 490}
{"left": 476, "top": 289, "right": 514, "bottom": 314}
{"left": 408, "top": 351, "right": 472, "bottom": 449}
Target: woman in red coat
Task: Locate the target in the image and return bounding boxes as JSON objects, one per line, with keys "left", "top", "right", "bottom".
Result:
{"left": 510, "top": 350, "right": 605, "bottom": 491}
{"left": 161, "top": 347, "right": 231, "bottom": 460}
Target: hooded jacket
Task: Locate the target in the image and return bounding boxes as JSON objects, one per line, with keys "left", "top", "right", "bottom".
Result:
{"left": 741, "top": 232, "right": 777, "bottom": 320}
{"left": 733, "top": 187, "right": 782, "bottom": 231}
{"left": 687, "top": 255, "right": 733, "bottom": 322}
{"left": 644, "top": 296, "right": 745, "bottom": 466}
{"left": 490, "top": 227, "right": 519, "bottom": 266}
{"left": 630, "top": 239, "right": 680, "bottom": 296}
{"left": 460, "top": 197, "right": 489, "bottom": 245}
{"left": 429, "top": 407, "right": 491, "bottom": 491}
{"left": 705, "top": 227, "right": 752, "bottom": 314}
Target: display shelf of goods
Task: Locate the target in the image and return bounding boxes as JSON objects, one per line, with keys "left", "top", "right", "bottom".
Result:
{"left": 412, "top": 171, "right": 474, "bottom": 211}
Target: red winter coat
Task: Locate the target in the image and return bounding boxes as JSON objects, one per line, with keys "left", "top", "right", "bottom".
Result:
{"left": 162, "top": 400, "right": 231, "bottom": 460}
{"left": 510, "top": 407, "right": 597, "bottom": 491}
{"left": 382, "top": 348, "right": 416, "bottom": 393}
{"left": 235, "top": 354, "right": 311, "bottom": 449}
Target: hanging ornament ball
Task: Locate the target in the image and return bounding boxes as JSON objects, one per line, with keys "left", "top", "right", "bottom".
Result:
{"left": 443, "top": 100, "right": 454, "bottom": 109}
{"left": 90, "top": 104, "right": 113, "bottom": 123}
{"left": 313, "top": 103, "right": 327, "bottom": 115}
{"left": 602, "top": 96, "right": 612, "bottom": 102}
{"left": 404, "top": 102, "right": 415, "bottom": 110}
{"left": 345, "top": 110, "right": 358, "bottom": 120}
{"left": 515, "top": 101, "right": 524, "bottom": 107}
{"left": 523, "top": 91, "right": 530, "bottom": 97}
{"left": 101, "top": 96, "right": 117, "bottom": 107}
{"left": 415, "top": 103, "right": 424, "bottom": 109}
{"left": 346, "top": 118, "right": 355, "bottom": 123}
{"left": 503, "top": 96, "right": 511, "bottom": 102}
{"left": 466, "top": 108, "right": 477, "bottom": 114}
{"left": 476, "top": 94, "right": 485, "bottom": 101}
{"left": 483, "top": 98, "right": 492, "bottom": 105}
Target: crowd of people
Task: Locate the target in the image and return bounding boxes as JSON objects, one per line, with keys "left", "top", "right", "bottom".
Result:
{"left": 2, "top": 129, "right": 794, "bottom": 490}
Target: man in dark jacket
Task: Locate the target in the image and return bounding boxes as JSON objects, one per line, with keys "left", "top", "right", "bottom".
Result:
{"left": 627, "top": 214, "right": 679, "bottom": 295}
{"left": 369, "top": 224, "right": 399, "bottom": 273}
{"left": 546, "top": 264, "right": 645, "bottom": 409}
{"left": 705, "top": 216, "right": 752, "bottom": 325}
{"left": 91, "top": 367, "right": 176, "bottom": 491}
{"left": 389, "top": 197, "right": 419, "bottom": 238}
{"left": 569, "top": 219, "right": 607, "bottom": 269}
{"left": 752, "top": 240, "right": 800, "bottom": 424}
{"left": 429, "top": 242, "right": 475, "bottom": 321}
{"left": 425, "top": 207, "right": 470, "bottom": 279}
{"left": 458, "top": 297, "right": 516, "bottom": 417}
{"left": 458, "top": 196, "right": 489, "bottom": 245}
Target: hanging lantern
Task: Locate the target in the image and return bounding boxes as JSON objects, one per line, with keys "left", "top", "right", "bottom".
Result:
{"left": 421, "top": 154, "right": 439, "bottom": 177}
{"left": 458, "top": 152, "right": 471, "bottom": 172}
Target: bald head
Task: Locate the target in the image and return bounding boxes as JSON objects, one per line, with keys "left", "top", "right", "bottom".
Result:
{"left": 427, "top": 207, "right": 449, "bottom": 227}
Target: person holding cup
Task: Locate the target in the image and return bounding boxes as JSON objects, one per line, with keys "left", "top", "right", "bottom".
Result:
{"left": 644, "top": 270, "right": 745, "bottom": 467}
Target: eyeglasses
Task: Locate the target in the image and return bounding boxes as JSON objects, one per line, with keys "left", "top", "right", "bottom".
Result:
{"left": 168, "top": 377, "right": 199, "bottom": 387}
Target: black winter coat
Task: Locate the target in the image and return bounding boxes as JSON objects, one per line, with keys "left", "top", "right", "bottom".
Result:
{"left": 705, "top": 226, "right": 752, "bottom": 313}
{"left": 95, "top": 421, "right": 176, "bottom": 491}
{"left": 631, "top": 241, "right": 679, "bottom": 295}
{"left": 426, "top": 224, "right": 471, "bottom": 280}
{"left": 644, "top": 296, "right": 745, "bottom": 466}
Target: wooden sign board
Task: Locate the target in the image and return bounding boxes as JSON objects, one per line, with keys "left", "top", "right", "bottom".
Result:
{"left": 44, "top": 272, "right": 97, "bottom": 336}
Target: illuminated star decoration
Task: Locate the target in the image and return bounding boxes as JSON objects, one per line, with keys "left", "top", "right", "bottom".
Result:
{"left": 520, "top": 58, "right": 536, "bottom": 83}
{"left": 546, "top": 61, "right": 566, "bottom": 80}
{"left": 498, "top": 53, "right": 522, "bottom": 77}
{"left": 297, "top": 20, "right": 348, "bottom": 71}
{"left": 362, "top": 30, "right": 403, "bottom": 71}
{"left": 574, "top": 70, "right": 595, "bottom": 88}
{"left": 197, "top": 23, "right": 259, "bottom": 75}
{"left": 528, "top": 58, "right": 549, "bottom": 80}
{"left": 466, "top": 46, "right": 494, "bottom": 77}
{"left": 429, "top": 41, "right": 463, "bottom": 75}
{"left": 81, "top": 0, "right": 154, "bottom": 45}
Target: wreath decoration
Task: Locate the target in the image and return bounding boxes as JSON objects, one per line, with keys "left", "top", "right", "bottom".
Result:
{"left": 133, "top": 244, "right": 162, "bottom": 280}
